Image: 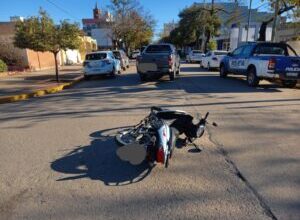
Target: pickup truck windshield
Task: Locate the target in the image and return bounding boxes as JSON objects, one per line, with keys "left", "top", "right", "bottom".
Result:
{"left": 146, "top": 45, "right": 172, "bottom": 53}
{"left": 86, "top": 53, "right": 107, "bottom": 60}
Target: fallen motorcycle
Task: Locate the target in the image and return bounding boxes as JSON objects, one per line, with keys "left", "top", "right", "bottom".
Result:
{"left": 115, "top": 106, "right": 217, "bottom": 168}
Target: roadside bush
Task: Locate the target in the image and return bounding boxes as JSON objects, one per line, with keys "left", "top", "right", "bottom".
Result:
{"left": 0, "top": 59, "right": 7, "bottom": 72}
{"left": 207, "top": 40, "right": 217, "bottom": 51}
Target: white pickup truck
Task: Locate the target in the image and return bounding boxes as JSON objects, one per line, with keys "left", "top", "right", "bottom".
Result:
{"left": 220, "top": 42, "right": 300, "bottom": 88}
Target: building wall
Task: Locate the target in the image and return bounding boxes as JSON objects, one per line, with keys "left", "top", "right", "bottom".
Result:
{"left": 0, "top": 22, "right": 57, "bottom": 70}
{"left": 91, "top": 28, "right": 113, "bottom": 48}
{"left": 26, "top": 50, "right": 56, "bottom": 71}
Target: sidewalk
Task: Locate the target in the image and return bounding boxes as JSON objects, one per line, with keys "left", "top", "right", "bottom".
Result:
{"left": 0, "top": 65, "right": 83, "bottom": 103}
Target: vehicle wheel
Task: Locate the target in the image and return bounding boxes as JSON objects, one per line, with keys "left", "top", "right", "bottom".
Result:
{"left": 126, "top": 65, "right": 130, "bottom": 68}
{"left": 207, "top": 62, "right": 211, "bottom": 71}
{"left": 220, "top": 64, "right": 228, "bottom": 78}
{"left": 110, "top": 68, "right": 117, "bottom": 78}
{"left": 84, "top": 75, "right": 90, "bottom": 80}
{"left": 281, "top": 80, "right": 297, "bottom": 88}
{"left": 247, "top": 67, "right": 260, "bottom": 87}
{"left": 176, "top": 66, "right": 180, "bottom": 75}
{"left": 169, "top": 71, "right": 175, "bottom": 81}
{"left": 122, "top": 67, "right": 126, "bottom": 71}
{"left": 139, "top": 73, "right": 146, "bottom": 81}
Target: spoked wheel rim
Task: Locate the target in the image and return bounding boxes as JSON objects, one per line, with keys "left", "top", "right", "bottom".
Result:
{"left": 116, "top": 130, "right": 137, "bottom": 146}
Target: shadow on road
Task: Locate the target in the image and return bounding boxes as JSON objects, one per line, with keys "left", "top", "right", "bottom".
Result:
{"left": 51, "top": 128, "right": 154, "bottom": 186}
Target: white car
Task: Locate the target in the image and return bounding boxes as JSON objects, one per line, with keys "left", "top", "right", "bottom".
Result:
{"left": 131, "top": 50, "right": 140, "bottom": 59}
{"left": 186, "top": 50, "right": 205, "bottom": 63}
{"left": 113, "top": 50, "right": 130, "bottom": 70}
{"left": 83, "top": 51, "right": 121, "bottom": 79}
{"left": 202, "top": 50, "right": 228, "bottom": 70}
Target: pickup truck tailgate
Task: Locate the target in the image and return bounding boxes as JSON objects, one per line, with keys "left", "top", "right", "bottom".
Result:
{"left": 275, "top": 56, "right": 300, "bottom": 78}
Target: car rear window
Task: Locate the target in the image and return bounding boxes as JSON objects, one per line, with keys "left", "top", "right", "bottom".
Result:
{"left": 254, "top": 45, "right": 287, "bottom": 55}
{"left": 215, "top": 51, "right": 228, "bottom": 55}
{"left": 86, "top": 53, "right": 107, "bottom": 60}
{"left": 146, "top": 45, "right": 172, "bottom": 53}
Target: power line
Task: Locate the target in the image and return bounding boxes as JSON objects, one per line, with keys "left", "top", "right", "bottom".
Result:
{"left": 44, "top": 0, "right": 80, "bottom": 21}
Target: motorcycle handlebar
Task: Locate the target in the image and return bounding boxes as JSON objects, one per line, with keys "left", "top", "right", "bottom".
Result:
{"left": 204, "top": 112, "right": 209, "bottom": 120}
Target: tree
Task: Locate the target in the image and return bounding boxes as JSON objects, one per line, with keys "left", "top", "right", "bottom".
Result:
{"left": 14, "top": 9, "right": 81, "bottom": 82}
{"left": 109, "top": 0, "right": 155, "bottom": 51}
{"left": 160, "top": 3, "right": 220, "bottom": 52}
{"left": 258, "top": 0, "right": 299, "bottom": 41}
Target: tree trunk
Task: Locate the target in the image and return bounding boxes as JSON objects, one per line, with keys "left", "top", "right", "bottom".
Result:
{"left": 53, "top": 52, "right": 59, "bottom": 83}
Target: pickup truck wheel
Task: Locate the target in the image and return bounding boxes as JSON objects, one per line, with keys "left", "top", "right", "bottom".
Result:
{"left": 220, "top": 64, "right": 228, "bottom": 78}
{"left": 176, "top": 67, "right": 180, "bottom": 75}
{"left": 282, "top": 80, "right": 297, "bottom": 88}
{"left": 169, "top": 71, "right": 175, "bottom": 81}
{"left": 247, "top": 67, "right": 260, "bottom": 87}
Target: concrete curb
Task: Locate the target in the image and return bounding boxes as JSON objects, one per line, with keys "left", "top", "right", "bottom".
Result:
{"left": 0, "top": 76, "right": 83, "bottom": 104}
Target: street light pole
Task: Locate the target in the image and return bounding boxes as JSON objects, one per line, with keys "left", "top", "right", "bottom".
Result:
{"left": 271, "top": 0, "right": 280, "bottom": 42}
{"left": 246, "top": 0, "right": 253, "bottom": 42}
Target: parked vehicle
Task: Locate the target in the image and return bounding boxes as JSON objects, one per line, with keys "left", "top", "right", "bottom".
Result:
{"left": 131, "top": 50, "right": 140, "bottom": 59}
{"left": 116, "top": 106, "right": 217, "bottom": 168}
{"left": 220, "top": 42, "right": 300, "bottom": 87}
{"left": 83, "top": 51, "right": 121, "bottom": 79}
{"left": 113, "top": 50, "right": 130, "bottom": 71}
{"left": 202, "top": 50, "right": 228, "bottom": 70}
{"left": 136, "top": 44, "right": 181, "bottom": 81}
{"left": 186, "top": 50, "right": 205, "bottom": 63}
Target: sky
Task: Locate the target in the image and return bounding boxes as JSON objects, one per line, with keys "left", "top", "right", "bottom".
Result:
{"left": 0, "top": 0, "right": 266, "bottom": 38}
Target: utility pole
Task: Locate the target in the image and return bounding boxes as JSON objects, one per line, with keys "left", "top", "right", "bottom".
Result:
{"left": 246, "top": 0, "right": 253, "bottom": 42}
{"left": 271, "top": 0, "right": 280, "bottom": 42}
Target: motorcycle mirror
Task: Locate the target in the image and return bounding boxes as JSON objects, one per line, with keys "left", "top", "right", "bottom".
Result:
{"left": 212, "top": 122, "right": 218, "bottom": 127}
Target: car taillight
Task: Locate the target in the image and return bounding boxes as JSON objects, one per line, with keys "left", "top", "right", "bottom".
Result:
{"left": 168, "top": 55, "right": 173, "bottom": 67}
{"left": 212, "top": 57, "right": 218, "bottom": 61}
{"left": 156, "top": 147, "right": 165, "bottom": 164}
{"left": 268, "top": 58, "right": 276, "bottom": 70}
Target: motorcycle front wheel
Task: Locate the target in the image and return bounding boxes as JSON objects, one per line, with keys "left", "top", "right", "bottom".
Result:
{"left": 115, "top": 128, "right": 138, "bottom": 146}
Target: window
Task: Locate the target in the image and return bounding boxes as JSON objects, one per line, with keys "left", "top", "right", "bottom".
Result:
{"left": 206, "top": 51, "right": 212, "bottom": 57}
{"left": 241, "top": 45, "right": 253, "bottom": 57}
{"left": 254, "top": 44, "right": 288, "bottom": 56}
{"left": 214, "top": 51, "right": 228, "bottom": 55}
{"left": 232, "top": 46, "right": 244, "bottom": 56}
{"left": 85, "top": 53, "right": 107, "bottom": 60}
{"left": 145, "top": 45, "right": 172, "bottom": 53}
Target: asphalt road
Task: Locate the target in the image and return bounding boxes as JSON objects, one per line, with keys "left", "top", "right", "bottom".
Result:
{"left": 0, "top": 63, "right": 299, "bottom": 220}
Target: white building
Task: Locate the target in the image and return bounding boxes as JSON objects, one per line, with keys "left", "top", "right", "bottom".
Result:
{"left": 91, "top": 28, "right": 113, "bottom": 48}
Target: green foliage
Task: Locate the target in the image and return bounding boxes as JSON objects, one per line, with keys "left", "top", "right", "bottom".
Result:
{"left": 14, "top": 10, "right": 81, "bottom": 54}
{"left": 14, "top": 9, "right": 82, "bottom": 81}
{"left": 160, "top": 3, "right": 220, "bottom": 51}
{"left": 0, "top": 59, "right": 8, "bottom": 72}
{"left": 207, "top": 40, "right": 217, "bottom": 51}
